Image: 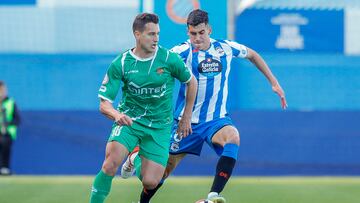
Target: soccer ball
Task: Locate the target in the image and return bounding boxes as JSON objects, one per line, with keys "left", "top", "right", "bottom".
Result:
{"left": 195, "top": 200, "right": 214, "bottom": 203}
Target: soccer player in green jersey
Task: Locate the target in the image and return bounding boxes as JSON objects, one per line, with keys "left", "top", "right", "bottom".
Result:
{"left": 89, "top": 13, "right": 197, "bottom": 203}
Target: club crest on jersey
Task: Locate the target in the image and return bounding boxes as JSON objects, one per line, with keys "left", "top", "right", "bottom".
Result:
{"left": 215, "top": 46, "right": 225, "bottom": 56}
{"left": 198, "top": 58, "right": 222, "bottom": 77}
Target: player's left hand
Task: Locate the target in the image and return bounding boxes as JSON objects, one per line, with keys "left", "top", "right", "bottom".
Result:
{"left": 272, "top": 83, "right": 288, "bottom": 109}
{"left": 177, "top": 116, "right": 192, "bottom": 138}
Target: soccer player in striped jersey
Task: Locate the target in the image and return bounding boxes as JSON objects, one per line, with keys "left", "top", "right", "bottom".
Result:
{"left": 169, "top": 9, "right": 287, "bottom": 202}
{"left": 121, "top": 9, "right": 287, "bottom": 203}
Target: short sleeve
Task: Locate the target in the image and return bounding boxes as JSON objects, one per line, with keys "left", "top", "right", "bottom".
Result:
{"left": 98, "top": 62, "right": 122, "bottom": 102}
{"left": 225, "top": 40, "right": 248, "bottom": 58}
{"left": 171, "top": 42, "right": 191, "bottom": 62}
{"left": 168, "top": 51, "right": 192, "bottom": 83}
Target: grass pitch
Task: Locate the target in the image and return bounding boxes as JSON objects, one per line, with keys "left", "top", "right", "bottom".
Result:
{"left": 0, "top": 176, "right": 359, "bottom": 203}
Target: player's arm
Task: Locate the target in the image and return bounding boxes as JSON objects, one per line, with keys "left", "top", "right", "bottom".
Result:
{"left": 98, "top": 60, "right": 133, "bottom": 126}
{"left": 180, "top": 75, "right": 197, "bottom": 137}
{"left": 246, "top": 47, "right": 288, "bottom": 109}
{"left": 99, "top": 99, "right": 132, "bottom": 126}
{"left": 168, "top": 50, "right": 197, "bottom": 137}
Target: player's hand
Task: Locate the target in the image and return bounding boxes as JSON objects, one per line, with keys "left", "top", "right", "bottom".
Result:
{"left": 272, "top": 83, "right": 288, "bottom": 110}
{"left": 114, "top": 113, "right": 133, "bottom": 126}
{"left": 177, "top": 115, "right": 192, "bottom": 138}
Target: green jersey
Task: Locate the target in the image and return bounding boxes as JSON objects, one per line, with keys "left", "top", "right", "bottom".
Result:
{"left": 99, "top": 46, "right": 191, "bottom": 129}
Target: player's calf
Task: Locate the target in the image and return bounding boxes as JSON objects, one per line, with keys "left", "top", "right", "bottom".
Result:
{"left": 210, "top": 143, "right": 238, "bottom": 194}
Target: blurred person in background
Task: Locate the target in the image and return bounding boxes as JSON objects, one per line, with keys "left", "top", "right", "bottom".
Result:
{"left": 122, "top": 9, "right": 287, "bottom": 203}
{"left": 89, "top": 13, "right": 197, "bottom": 203}
{"left": 0, "top": 81, "right": 21, "bottom": 176}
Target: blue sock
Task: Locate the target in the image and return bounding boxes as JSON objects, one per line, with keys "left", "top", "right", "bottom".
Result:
{"left": 221, "top": 143, "right": 239, "bottom": 160}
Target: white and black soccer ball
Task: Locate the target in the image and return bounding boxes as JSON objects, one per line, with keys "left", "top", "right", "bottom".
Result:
{"left": 195, "top": 200, "right": 214, "bottom": 203}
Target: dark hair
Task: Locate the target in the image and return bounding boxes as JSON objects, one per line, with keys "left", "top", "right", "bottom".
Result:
{"left": 132, "top": 13, "right": 159, "bottom": 33}
{"left": 0, "top": 81, "right": 4, "bottom": 87}
{"left": 187, "top": 9, "right": 209, "bottom": 27}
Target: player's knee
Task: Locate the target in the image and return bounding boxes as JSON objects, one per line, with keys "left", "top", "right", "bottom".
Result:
{"left": 101, "top": 165, "right": 117, "bottom": 176}
{"left": 102, "top": 158, "right": 120, "bottom": 176}
{"left": 142, "top": 177, "right": 159, "bottom": 190}
{"left": 226, "top": 132, "right": 240, "bottom": 146}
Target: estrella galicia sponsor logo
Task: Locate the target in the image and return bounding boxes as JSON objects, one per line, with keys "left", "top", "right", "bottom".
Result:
{"left": 198, "top": 58, "right": 222, "bottom": 77}
{"left": 128, "top": 81, "right": 167, "bottom": 96}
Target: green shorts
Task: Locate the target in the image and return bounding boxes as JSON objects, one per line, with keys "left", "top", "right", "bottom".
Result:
{"left": 108, "top": 122, "right": 171, "bottom": 167}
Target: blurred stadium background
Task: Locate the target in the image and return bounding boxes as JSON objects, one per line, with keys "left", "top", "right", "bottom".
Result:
{"left": 1, "top": 0, "right": 360, "bottom": 202}
{"left": 1, "top": 0, "right": 360, "bottom": 182}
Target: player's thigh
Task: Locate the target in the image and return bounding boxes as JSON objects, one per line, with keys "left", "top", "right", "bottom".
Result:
{"left": 104, "top": 141, "right": 128, "bottom": 163}
{"left": 140, "top": 156, "right": 166, "bottom": 183}
{"left": 102, "top": 141, "right": 128, "bottom": 174}
{"left": 103, "top": 124, "right": 140, "bottom": 173}
{"left": 108, "top": 123, "right": 140, "bottom": 153}
{"left": 139, "top": 127, "right": 171, "bottom": 168}
{"left": 211, "top": 125, "right": 240, "bottom": 147}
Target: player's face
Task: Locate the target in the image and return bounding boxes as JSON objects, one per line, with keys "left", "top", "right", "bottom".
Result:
{"left": 136, "top": 22, "right": 160, "bottom": 54}
{"left": 187, "top": 23, "right": 211, "bottom": 50}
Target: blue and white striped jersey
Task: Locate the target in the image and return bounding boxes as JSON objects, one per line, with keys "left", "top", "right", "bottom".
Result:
{"left": 172, "top": 38, "right": 248, "bottom": 123}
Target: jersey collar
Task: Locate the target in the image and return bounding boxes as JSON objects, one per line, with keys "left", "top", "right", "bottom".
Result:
{"left": 129, "top": 46, "right": 158, "bottom": 61}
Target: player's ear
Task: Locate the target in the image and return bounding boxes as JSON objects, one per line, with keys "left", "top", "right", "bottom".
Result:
{"left": 208, "top": 25, "right": 212, "bottom": 35}
{"left": 134, "top": 30, "right": 141, "bottom": 40}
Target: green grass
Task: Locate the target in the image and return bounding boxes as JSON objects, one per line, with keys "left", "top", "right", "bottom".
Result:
{"left": 0, "top": 176, "right": 360, "bottom": 203}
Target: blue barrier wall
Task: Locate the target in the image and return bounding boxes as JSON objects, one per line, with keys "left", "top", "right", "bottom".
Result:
{"left": 1, "top": 1, "right": 359, "bottom": 177}
{"left": 2, "top": 53, "right": 360, "bottom": 175}
{"left": 12, "top": 111, "right": 360, "bottom": 175}
{"left": 2, "top": 54, "right": 360, "bottom": 111}
{"left": 0, "top": 54, "right": 113, "bottom": 110}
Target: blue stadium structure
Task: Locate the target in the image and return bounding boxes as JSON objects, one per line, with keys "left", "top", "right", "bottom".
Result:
{"left": 0, "top": 0, "right": 359, "bottom": 175}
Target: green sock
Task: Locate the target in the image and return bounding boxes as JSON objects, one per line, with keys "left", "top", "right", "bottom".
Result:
{"left": 90, "top": 170, "right": 114, "bottom": 203}
{"left": 134, "top": 155, "right": 142, "bottom": 180}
